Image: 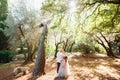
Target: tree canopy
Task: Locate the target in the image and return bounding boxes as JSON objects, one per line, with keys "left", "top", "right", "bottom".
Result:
{"left": 0, "top": 0, "right": 120, "bottom": 78}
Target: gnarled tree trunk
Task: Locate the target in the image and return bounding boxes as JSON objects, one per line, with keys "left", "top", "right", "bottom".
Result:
{"left": 18, "top": 24, "right": 37, "bottom": 64}
{"left": 32, "top": 23, "right": 47, "bottom": 76}
{"left": 95, "top": 32, "right": 115, "bottom": 57}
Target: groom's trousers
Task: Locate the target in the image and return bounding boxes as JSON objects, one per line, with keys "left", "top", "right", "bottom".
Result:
{"left": 57, "top": 62, "right": 61, "bottom": 73}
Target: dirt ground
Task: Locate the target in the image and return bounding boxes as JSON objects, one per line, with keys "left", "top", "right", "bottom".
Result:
{"left": 0, "top": 53, "right": 120, "bottom": 80}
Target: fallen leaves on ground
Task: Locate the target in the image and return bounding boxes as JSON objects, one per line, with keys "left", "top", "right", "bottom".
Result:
{"left": 0, "top": 53, "right": 120, "bottom": 80}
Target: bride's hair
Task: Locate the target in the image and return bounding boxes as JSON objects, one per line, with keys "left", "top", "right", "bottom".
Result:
{"left": 63, "top": 56, "right": 68, "bottom": 62}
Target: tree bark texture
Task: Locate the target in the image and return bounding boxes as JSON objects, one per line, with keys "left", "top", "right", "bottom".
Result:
{"left": 96, "top": 33, "right": 115, "bottom": 57}
{"left": 32, "top": 24, "right": 47, "bottom": 76}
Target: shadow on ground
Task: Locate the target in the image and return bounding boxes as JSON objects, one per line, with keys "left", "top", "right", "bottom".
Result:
{"left": 69, "top": 53, "right": 120, "bottom": 80}
{"left": 0, "top": 53, "right": 120, "bottom": 80}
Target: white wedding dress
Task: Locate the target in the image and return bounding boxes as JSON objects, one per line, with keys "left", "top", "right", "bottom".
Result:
{"left": 57, "top": 59, "right": 71, "bottom": 78}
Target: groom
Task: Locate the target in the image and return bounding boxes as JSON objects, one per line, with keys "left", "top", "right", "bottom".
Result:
{"left": 56, "top": 49, "right": 65, "bottom": 73}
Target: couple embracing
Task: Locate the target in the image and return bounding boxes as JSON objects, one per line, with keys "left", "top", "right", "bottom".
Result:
{"left": 56, "top": 49, "right": 71, "bottom": 79}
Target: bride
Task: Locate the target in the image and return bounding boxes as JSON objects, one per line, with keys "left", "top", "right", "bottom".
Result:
{"left": 57, "top": 56, "right": 71, "bottom": 78}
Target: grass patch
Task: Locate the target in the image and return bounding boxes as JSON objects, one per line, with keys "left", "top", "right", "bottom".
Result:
{"left": 0, "top": 63, "right": 15, "bottom": 69}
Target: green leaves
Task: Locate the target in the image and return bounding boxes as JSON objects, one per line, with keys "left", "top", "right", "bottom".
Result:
{"left": 0, "top": 0, "right": 8, "bottom": 30}
{"left": 0, "top": 0, "right": 8, "bottom": 21}
{"left": 41, "top": 0, "right": 67, "bottom": 14}
{"left": 50, "top": 25, "right": 57, "bottom": 29}
{"left": 86, "top": 4, "right": 120, "bottom": 33}
{"left": 0, "top": 21, "right": 8, "bottom": 29}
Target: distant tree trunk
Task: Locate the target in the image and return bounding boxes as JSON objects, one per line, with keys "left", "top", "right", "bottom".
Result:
{"left": 63, "top": 38, "right": 69, "bottom": 51}
{"left": 24, "top": 46, "right": 37, "bottom": 64}
{"left": 18, "top": 24, "right": 37, "bottom": 64}
{"left": 54, "top": 41, "right": 63, "bottom": 58}
{"left": 53, "top": 32, "right": 64, "bottom": 58}
{"left": 69, "top": 41, "right": 75, "bottom": 52}
{"left": 32, "top": 23, "right": 47, "bottom": 76}
{"left": 63, "top": 35, "right": 73, "bottom": 52}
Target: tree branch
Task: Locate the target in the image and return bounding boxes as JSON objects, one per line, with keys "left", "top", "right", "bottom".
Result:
{"left": 95, "top": 35, "right": 104, "bottom": 45}
{"left": 17, "top": 24, "right": 25, "bottom": 38}
{"left": 95, "top": 35, "right": 109, "bottom": 53}
{"left": 86, "top": 0, "right": 120, "bottom": 5}
{"left": 103, "top": 0, "right": 120, "bottom": 4}
{"left": 111, "top": 5, "right": 120, "bottom": 27}
{"left": 100, "top": 32, "right": 109, "bottom": 43}
{"left": 86, "top": 4, "right": 101, "bottom": 19}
